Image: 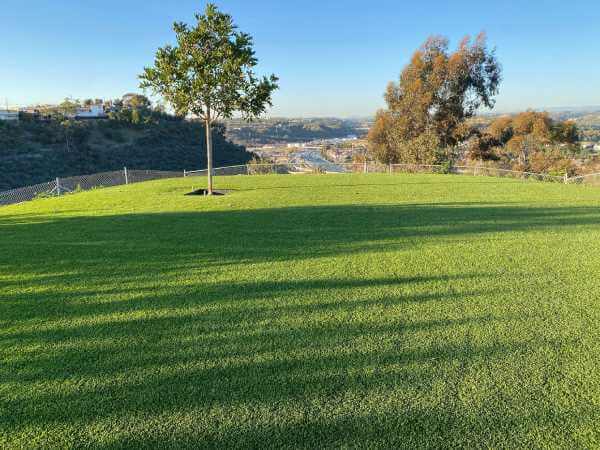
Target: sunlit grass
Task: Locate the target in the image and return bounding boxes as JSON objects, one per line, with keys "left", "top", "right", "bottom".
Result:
{"left": 2, "top": 173, "right": 600, "bottom": 448}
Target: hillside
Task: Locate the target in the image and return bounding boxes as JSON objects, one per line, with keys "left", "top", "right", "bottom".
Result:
{"left": 224, "top": 117, "right": 367, "bottom": 146}
{"left": 2, "top": 173, "right": 600, "bottom": 448}
{"left": 0, "top": 119, "right": 251, "bottom": 190}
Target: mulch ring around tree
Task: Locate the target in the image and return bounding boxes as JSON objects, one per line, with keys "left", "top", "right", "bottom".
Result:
{"left": 185, "top": 189, "right": 232, "bottom": 196}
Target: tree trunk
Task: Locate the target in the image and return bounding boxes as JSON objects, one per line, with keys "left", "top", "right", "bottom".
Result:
{"left": 205, "top": 118, "right": 213, "bottom": 195}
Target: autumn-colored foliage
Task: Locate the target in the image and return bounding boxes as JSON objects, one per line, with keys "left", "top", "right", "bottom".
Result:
{"left": 369, "top": 33, "right": 501, "bottom": 164}
{"left": 486, "top": 112, "right": 578, "bottom": 148}
{"left": 453, "top": 111, "right": 580, "bottom": 175}
{"left": 472, "top": 112, "right": 580, "bottom": 172}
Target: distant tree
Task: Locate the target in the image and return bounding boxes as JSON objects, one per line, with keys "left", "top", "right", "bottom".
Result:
{"left": 139, "top": 3, "right": 278, "bottom": 194}
{"left": 465, "top": 131, "right": 499, "bottom": 160}
{"left": 552, "top": 120, "right": 579, "bottom": 144}
{"left": 58, "top": 98, "right": 80, "bottom": 117}
{"left": 122, "top": 93, "right": 151, "bottom": 110}
{"left": 369, "top": 33, "right": 502, "bottom": 164}
{"left": 487, "top": 116, "right": 513, "bottom": 143}
{"left": 131, "top": 109, "right": 141, "bottom": 125}
{"left": 484, "top": 111, "right": 580, "bottom": 167}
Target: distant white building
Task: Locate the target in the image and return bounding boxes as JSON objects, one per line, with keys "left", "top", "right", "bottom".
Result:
{"left": 0, "top": 110, "right": 19, "bottom": 121}
{"left": 72, "top": 105, "right": 106, "bottom": 119}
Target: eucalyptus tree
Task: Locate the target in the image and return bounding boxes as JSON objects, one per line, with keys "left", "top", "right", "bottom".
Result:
{"left": 140, "top": 3, "right": 278, "bottom": 194}
{"left": 369, "top": 33, "right": 501, "bottom": 164}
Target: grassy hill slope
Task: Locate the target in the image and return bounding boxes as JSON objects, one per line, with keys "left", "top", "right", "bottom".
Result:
{"left": 2, "top": 173, "right": 600, "bottom": 448}
{"left": 0, "top": 120, "right": 251, "bottom": 190}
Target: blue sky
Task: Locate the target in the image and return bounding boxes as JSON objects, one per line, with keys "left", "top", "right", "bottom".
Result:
{"left": 2, "top": 0, "right": 599, "bottom": 117}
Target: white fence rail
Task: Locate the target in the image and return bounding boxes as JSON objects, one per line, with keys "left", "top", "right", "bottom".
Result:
{"left": 0, "top": 162, "right": 590, "bottom": 207}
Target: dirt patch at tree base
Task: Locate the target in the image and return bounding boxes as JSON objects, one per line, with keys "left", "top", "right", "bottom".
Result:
{"left": 185, "top": 189, "right": 230, "bottom": 196}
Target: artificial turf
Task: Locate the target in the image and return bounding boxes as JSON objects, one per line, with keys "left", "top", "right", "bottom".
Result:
{"left": 1, "top": 173, "right": 600, "bottom": 448}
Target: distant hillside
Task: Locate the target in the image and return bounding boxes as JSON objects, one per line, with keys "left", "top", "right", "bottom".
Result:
{"left": 0, "top": 119, "right": 251, "bottom": 190}
{"left": 224, "top": 118, "right": 368, "bottom": 145}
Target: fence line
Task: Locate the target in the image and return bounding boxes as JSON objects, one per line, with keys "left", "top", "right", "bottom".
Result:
{"left": 0, "top": 168, "right": 184, "bottom": 206}
{"left": 565, "top": 172, "right": 600, "bottom": 185}
{"left": 0, "top": 162, "right": 592, "bottom": 207}
{"left": 185, "top": 162, "right": 566, "bottom": 182}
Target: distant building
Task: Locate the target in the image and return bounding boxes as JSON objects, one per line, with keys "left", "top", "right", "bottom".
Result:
{"left": 20, "top": 107, "right": 39, "bottom": 115}
{"left": 72, "top": 105, "right": 106, "bottom": 119}
{"left": 0, "top": 110, "right": 19, "bottom": 121}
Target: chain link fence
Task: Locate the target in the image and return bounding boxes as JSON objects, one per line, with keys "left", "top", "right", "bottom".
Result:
{"left": 0, "top": 168, "right": 184, "bottom": 206}
{"left": 0, "top": 162, "right": 586, "bottom": 207}
{"left": 186, "top": 162, "right": 567, "bottom": 182}
{"left": 185, "top": 164, "right": 295, "bottom": 177}
{"left": 452, "top": 166, "right": 565, "bottom": 183}
{"left": 565, "top": 172, "right": 600, "bottom": 186}
{"left": 0, "top": 180, "right": 59, "bottom": 207}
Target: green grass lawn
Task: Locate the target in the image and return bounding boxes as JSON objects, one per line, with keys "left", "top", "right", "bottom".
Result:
{"left": 2, "top": 173, "right": 600, "bottom": 449}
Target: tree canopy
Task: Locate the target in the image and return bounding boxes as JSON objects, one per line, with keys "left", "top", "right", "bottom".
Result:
{"left": 139, "top": 3, "right": 278, "bottom": 193}
{"left": 369, "top": 33, "right": 502, "bottom": 164}
{"left": 139, "top": 3, "right": 278, "bottom": 124}
{"left": 478, "top": 111, "right": 579, "bottom": 167}
{"left": 486, "top": 111, "right": 579, "bottom": 148}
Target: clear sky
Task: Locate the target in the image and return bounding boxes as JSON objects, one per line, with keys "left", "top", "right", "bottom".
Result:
{"left": 2, "top": 0, "right": 599, "bottom": 117}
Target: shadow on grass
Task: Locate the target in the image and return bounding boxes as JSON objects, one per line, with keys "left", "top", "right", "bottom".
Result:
{"left": 1, "top": 202, "right": 599, "bottom": 447}
{"left": 2, "top": 202, "right": 599, "bottom": 268}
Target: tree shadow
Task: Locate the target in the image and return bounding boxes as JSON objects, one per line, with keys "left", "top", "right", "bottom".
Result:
{"left": 2, "top": 202, "right": 599, "bottom": 446}
{"left": 2, "top": 203, "right": 599, "bottom": 270}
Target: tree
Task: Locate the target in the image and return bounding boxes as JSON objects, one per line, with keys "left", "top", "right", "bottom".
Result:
{"left": 487, "top": 116, "right": 513, "bottom": 143}
{"left": 502, "top": 111, "right": 576, "bottom": 145}
{"left": 122, "top": 93, "right": 151, "bottom": 110}
{"left": 552, "top": 120, "right": 579, "bottom": 144}
{"left": 140, "top": 3, "right": 278, "bottom": 194}
{"left": 58, "top": 98, "right": 80, "bottom": 117}
{"left": 368, "top": 33, "right": 501, "bottom": 164}
{"left": 485, "top": 112, "right": 580, "bottom": 168}
{"left": 465, "top": 131, "right": 499, "bottom": 160}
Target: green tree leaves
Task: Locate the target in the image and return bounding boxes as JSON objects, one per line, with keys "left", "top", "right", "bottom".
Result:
{"left": 139, "top": 3, "right": 278, "bottom": 193}
{"left": 139, "top": 3, "right": 278, "bottom": 124}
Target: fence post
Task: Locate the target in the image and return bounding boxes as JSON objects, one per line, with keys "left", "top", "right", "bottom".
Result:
{"left": 388, "top": 163, "right": 392, "bottom": 174}
{"left": 364, "top": 161, "right": 367, "bottom": 174}
{"left": 183, "top": 169, "right": 187, "bottom": 178}
{"left": 564, "top": 173, "right": 568, "bottom": 184}
{"left": 124, "top": 167, "right": 129, "bottom": 185}
{"left": 55, "top": 177, "right": 61, "bottom": 196}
